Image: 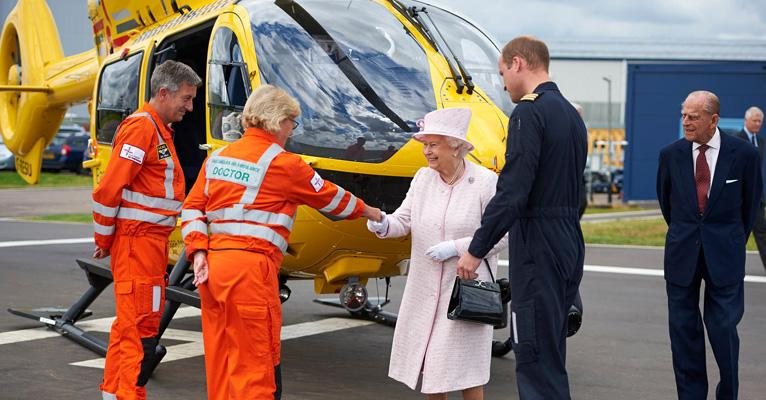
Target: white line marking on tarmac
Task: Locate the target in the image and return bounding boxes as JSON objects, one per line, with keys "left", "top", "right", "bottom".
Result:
{"left": 0, "top": 327, "right": 62, "bottom": 345}
{"left": 0, "top": 307, "right": 202, "bottom": 346}
{"left": 497, "top": 260, "right": 766, "bottom": 283}
{"left": 70, "top": 315, "right": 374, "bottom": 369}
{"left": 0, "top": 237, "right": 94, "bottom": 248}
{"left": 0, "top": 306, "right": 373, "bottom": 368}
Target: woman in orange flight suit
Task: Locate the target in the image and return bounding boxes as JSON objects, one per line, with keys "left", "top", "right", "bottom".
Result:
{"left": 181, "top": 84, "right": 381, "bottom": 400}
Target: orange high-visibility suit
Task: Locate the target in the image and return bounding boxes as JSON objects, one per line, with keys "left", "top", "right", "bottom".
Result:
{"left": 182, "top": 127, "right": 368, "bottom": 400}
{"left": 93, "top": 104, "right": 185, "bottom": 400}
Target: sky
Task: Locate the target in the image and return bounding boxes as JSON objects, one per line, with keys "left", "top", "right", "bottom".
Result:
{"left": 2, "top": 1, "right": 766, "bottom": 56}
{"left": 432, "top": 0, "right": 766, "bottom": 44}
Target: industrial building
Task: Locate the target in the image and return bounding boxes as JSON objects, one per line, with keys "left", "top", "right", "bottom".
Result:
{"left": 549, "top": 39, "right": 766, "bottom": 201}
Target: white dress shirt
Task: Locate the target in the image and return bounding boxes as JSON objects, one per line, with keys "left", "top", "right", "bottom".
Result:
{"left": 745, "top": 128, "right": 758, "bottom": 147}
{"left": 692, "top": 128, "right": 720, "bottom": 196}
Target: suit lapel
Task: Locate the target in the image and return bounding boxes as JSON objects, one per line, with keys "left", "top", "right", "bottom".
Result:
{"left": 675, "top": 141, "right": 698, "bottom": 211}
{"left": 757, "top": 135, "right": 764, "bottom": 160}
{"left": 705, "top": 134, "right": 733, "bottom": 216}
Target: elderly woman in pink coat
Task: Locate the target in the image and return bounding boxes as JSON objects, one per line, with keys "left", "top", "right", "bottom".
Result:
{"left": 367, "top": 108, "right": 507, "bottom": 400}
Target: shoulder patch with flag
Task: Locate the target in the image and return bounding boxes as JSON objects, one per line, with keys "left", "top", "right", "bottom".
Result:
{"left": 120, "top": 144, "right": 145, "bottom": 164}
{"left": 310, "top": 172, "right": 325, "bottom": 192}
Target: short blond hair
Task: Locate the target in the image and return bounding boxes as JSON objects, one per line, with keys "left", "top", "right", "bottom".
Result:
{"left": 241, "top": 84, "right": 300, "bottom": 133}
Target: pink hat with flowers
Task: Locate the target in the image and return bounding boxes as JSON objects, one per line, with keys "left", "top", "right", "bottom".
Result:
{"left": 413, "top": 108, "right": 474, "bottom": 151}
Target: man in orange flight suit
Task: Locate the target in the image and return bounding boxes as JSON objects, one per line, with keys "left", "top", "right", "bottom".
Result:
{"left": 92, "top": 60, "right": 201, "bottom": 400}
{"left": 181, "top": 84, "right": 382, "bottom": 400}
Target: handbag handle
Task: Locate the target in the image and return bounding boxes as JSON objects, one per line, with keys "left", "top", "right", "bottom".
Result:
{"left": 482, "top": 259, "right": 495, "bottom": 282}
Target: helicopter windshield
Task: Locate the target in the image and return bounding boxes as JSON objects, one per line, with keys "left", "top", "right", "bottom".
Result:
{"left": 403, "top": 1, "right": 513, "bottom": 113}
{"left": 246, "top": 0, "right": 436, "bottom": 163}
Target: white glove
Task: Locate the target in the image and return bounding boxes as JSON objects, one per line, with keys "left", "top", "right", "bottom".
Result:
{"left": 425, "top": 240, "right": 458, "bottom": 262}
{"left": 366, "top": 211, "right": 389, "bottom": 234}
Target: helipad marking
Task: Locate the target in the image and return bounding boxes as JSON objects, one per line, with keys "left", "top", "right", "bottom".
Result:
{"left": 70, "top": 317, "right": 374, "bottom": 369}
{"left": 496, "top": 261, "right": 766, "bottom": 283}
{"left": 0, "top": 237, "right": 94, "bottom": 248}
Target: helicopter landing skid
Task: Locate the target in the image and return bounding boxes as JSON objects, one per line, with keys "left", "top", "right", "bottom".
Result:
{"left": 313, "top": 297, "right": 398, "bottom": 327}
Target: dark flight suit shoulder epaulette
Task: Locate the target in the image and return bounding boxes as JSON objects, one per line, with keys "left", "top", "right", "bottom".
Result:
{"left": 520, "top": 92, "right": 542, "bottom": 102}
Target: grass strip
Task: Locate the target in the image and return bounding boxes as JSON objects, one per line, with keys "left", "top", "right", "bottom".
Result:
{"left": 582, "top": 217, "right": 757, "bottom": 251}
{"left": 0, "top": 171, "right": 91, "bottom": 188}
{"left": 25, "top": 213, "right": 92, "bottom": 223}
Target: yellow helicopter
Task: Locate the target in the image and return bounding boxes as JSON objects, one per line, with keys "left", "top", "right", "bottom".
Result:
{"left": 3, "top": 0, "right": 570, "bottom": 369}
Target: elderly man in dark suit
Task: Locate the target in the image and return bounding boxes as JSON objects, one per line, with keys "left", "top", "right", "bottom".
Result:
{"left": 734, "top": 106, "right": 766, "bottom": 272}
{"left": 657, "top": 91, "right": 761, "bottom": 400}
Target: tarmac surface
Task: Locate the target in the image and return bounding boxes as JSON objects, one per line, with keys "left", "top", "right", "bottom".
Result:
{"left": 1, "top": 188, "right": 766, "bottom": 399}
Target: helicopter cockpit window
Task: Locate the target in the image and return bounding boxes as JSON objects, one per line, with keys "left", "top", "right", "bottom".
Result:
{"left": 208, "top": 28, "right": 249, "bottom": 141}
{"left": 246, "top": 0, "right": 436, "bottom": 163}
{"left": 403, "top": 1, "right": 513, "bottom": 113}
{"left": 95, "top": 51, "right": 143, "bottom": 144}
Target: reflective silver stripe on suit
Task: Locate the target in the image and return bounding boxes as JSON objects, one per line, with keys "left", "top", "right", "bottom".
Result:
{"left": 181, "top": 209, "right": 205, "bottom": 222}
{"left": 182, "top": 220, "right": 209, "bottom": 239}
{"left": 93, "top": 221, "right": 115, "bottom": 236}
{"left": 209, "top": 222, "right": 288, "bottom": 253}
{"left": 102, "top": 391, "right": 117, "bottom": 400}
{"left": 116, "top": 207, "right": 177, "bottom": 227}
{"left": 207, "top": 207, "right": 294, "bottom": 231}
{"left": 156, "top": 133, "right": 176, "bottom": 199}
{"left": 205, "top": 148, "right": 225, "bottom": 198}
{"left": 126, "top": 112, "right": 151, "bottom": 120}
{"left": 128, "top": 112, "right": 176, "bottom": 200}
{"left": 318, "top": 186, "right": 346, "bottom": 213}
{"left": 335, "top": 193, "right": 358, "bottom": 218}
{"left": 238, "top": 143, "right": 283, "bottom": 204}
{"left": 122, "top": 189, "right": 181, "bottom": 211}
{"left": 92, "top": 200, "right": 118, "bottom": 218}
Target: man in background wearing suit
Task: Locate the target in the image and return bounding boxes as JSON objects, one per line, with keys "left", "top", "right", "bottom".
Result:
{"left": 735, "top": 106, "right": 765, "bottom": 272}
{"left": 657, "top": 91, "right": 761, "bottom": 400}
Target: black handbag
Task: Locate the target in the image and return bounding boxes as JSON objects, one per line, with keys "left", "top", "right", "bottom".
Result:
{"left": 447, "top": 259, "right": 505, "bottom": 327}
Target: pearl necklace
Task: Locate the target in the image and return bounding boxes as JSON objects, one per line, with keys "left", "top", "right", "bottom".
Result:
{"left": 445, "top": 160, "right": 465, "bottom": 185}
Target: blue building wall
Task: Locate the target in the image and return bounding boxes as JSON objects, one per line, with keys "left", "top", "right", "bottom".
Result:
{"left": 624, "top": 62, "right": 766, "bottom": 201}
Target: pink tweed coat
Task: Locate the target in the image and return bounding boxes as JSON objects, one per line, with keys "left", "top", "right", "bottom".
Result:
{"left": 379, "top": 161, "right": 508, "bottom": 393}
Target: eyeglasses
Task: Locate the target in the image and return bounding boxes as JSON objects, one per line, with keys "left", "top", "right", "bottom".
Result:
{"left": 289, "top": 118, "right": 300, "bottom": 129}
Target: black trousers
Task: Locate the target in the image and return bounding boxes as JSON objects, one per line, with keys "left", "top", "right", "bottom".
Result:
{"left": 509, "top": 219, "right": 583, "bottom": 400}
{"left": 667, "top": 249, "right": 743, "bottom": 400}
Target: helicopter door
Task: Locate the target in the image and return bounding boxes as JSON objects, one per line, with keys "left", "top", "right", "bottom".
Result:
{"left": 206, "top": 13, "right": 255, "bottom": 147}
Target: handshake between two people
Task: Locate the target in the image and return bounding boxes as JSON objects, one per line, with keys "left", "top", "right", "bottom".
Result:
{"left": 364, "top": 211, "right": 460, "bottom": 264}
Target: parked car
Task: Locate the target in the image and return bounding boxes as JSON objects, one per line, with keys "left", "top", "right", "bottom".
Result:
{"left": 0, "top": 136, "right": 14, "bottom": 170}
{"left": 589, "top": 171, "right": 611, "bottom": 193}
{"left": 589, "top": 170, "right": 622, "bottom": 194}
{"left": 42, "top": 125, "right": 89, "bottom": 173}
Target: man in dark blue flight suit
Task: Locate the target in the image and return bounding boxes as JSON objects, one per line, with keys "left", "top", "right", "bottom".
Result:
{"left": 457, "top": 35, "right": 587, "bottom": 399}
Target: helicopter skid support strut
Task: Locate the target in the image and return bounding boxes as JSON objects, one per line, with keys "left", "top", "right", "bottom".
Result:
{"left": 313, "top": 297, "right": 398, "bottom": 327}
{"left": 7, "top": 252, "right": 197, "bottom": 378}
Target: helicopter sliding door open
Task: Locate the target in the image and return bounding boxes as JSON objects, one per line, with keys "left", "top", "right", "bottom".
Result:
{"left": 150, "top": 22, "right": 214, "bottom": 194}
